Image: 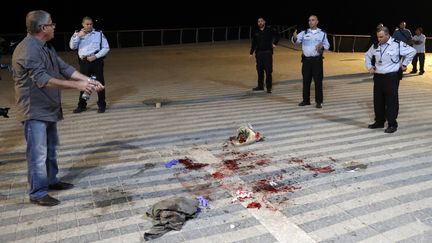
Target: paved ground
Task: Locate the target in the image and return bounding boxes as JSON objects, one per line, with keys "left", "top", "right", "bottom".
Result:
{"left": 1, "top": 40, "right": 432, "bottom": 242}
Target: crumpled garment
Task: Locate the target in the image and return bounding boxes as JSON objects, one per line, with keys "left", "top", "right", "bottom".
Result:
{"left": 144, "top": 197, "right": 199, "bottom": 241}
{"left": 230, "top": 124, "right": 264, "bottom": 146}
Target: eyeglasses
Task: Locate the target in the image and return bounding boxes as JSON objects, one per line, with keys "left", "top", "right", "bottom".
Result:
{"left": 41, "top": 23, "right": 56, "bottom": 28}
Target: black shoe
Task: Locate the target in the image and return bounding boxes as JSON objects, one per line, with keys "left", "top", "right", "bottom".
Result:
{"left": 267, "top": 89, "right": 272, "bottom": 93}
{"left": 30, "top": 195, "right": 60, "bottom": 206}
{"left": 73, "top": 107, "right": 87, "bottom": 113}
{"left": 252, "top": 87, "right": 264, "bottom": 91}
{"left": 410, "top": 70, "right": 417, "bottom": 74}
{"left": 384, "top": 126, "right": 397, "bottom": 133}
{"left": 298, "top": 101, "right": 311, "bottom": 106}
{"left": 419, "top": 71, "right": 424, "bottom": 75}
{"left": 97, "top": 106, "right": 106, "bottom": 113}
{"left": 316, "top": 103, "right": 322, "bottom": 109}
{"left": 49, "top": 181, "right": 74, "bottom": 190}
{"left": 368, "top": 122, "right": 384, "bottom": 129}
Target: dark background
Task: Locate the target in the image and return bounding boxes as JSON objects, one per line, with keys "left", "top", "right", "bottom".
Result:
{"left": 1, "top": 1, "right": 431, "bottom": 35}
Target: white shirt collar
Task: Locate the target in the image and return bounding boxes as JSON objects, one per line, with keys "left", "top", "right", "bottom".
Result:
{"left": 308, "top": 28, "right": 321, "bottom": 34}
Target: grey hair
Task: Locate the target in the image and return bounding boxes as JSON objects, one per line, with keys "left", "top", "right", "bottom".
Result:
{"left": 377, "top": 26, "right": 390, "bottom": 35}
{"left": 26, "top": 10, "right": 51, "bottom": 34}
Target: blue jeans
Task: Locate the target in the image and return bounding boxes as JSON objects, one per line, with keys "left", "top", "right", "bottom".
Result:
{"left": 24, "top": 120, "right": 59, "bottom": 200}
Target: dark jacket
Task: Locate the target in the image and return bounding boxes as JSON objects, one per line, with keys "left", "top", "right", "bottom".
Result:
{"left": 250, "top": 26, "right": 280, "bottom": 55}
{"left": 392, "top": 29, "right": 412, "bottom": 45}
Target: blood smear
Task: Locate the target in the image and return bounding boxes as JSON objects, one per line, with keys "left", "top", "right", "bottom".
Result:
{"left": 212, "top": 171, "right": 225, "bottom": 179}
{"left": 179, "top": 158, "right": 209, "bottom": 170}
{"left": 247, "top": 202, "right": 262, "bottom": 209}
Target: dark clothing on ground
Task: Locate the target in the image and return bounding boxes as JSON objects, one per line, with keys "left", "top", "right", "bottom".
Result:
{"left": 144, "top": 197, "right": 199, "bottom": 241}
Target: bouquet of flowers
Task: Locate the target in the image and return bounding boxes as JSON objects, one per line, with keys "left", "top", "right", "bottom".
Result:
{"left": 230, "top": 124, "right": 264, "bottom": 146}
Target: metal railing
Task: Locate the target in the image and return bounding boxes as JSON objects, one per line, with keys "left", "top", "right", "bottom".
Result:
{"left": 107, "top": 26, "right": 254, "bottom": 48}
{"left": 329, "top": 34, "right": 371, "bottom": 52}
{"left": 329, "top": 35, "right": 432, "bottom": 52}
{"left": 3, "top": 26, "right": 430, "bottom": 53}
{"left": 0, "top": 25, "right": 297, "bottom": 53}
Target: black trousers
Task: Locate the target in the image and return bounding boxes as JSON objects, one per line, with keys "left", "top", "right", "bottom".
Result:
{"left": 255, "top": 51, "right": 273, "bottom": 90}
{"left": 301, "top": 56, "right": 323, "bottom": 103}
{"left": 77, "top": 58, "right": 106, "bottom": 108}
{"left": 373, "top": 72, "right": 399, "bottom": 127}
{"left": 411, "top": 53, "right": 425, "bottom": 72}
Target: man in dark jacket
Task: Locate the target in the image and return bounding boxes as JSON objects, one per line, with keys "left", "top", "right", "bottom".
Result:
{"left": 250, "top": 17, "right": 280, "bottom": 93}
{"left": 392, "top": 21, "right": 412, "bottom": 45}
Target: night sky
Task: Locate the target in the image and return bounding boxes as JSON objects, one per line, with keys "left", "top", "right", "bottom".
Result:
{"left": 1, "top": 0, "right": 431, "bottom": 35}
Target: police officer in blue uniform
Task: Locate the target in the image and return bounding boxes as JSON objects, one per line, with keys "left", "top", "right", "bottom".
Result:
{"left": 410, "top": 27, "right": 426, "bottom": 75}
{"left": 365, "top": 26, "right": 416, "bottom": 133}
{"left": 292, "top": 15, "right": 330, "bottom": 108}
{"left": 70, "top": 16, "right": 110, "bottom": 113}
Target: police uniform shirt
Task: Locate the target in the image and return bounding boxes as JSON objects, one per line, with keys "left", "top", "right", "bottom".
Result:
{"left": 69, "top": 29, "right": 110, "bottom": 59}
{"left": 365, "top": 37, "right": 416, "bottom": 74}
{"left": 292, "top": 28, "right": 330, "bottom": 57}
{"left": 412, "top": 34, "right": 426, "bottom": 53}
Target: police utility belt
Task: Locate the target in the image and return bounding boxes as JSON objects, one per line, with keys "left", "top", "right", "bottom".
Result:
{"left": 301, "top": 54, "right": 323, "bottom": 62}
{"left": 80, "top": 50, "right": 100, "bottom": 60}
{"left": 374, "top": 71, "right": 400, "bottom": 77}
{"left": 302, "top": 55, "right": 322, "bottom": 59}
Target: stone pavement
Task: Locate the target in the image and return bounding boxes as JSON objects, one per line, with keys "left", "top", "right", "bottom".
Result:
{"left": 1, "top": 40, "right": 432, "bottom": 242}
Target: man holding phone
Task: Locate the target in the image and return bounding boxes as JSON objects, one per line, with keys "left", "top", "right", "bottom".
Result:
{"left": 69, "top": 16, "right": 109, "bottom": 113}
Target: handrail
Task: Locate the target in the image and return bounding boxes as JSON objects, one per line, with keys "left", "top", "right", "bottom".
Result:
{"left": 109, "top": 26, "right": 252, "bottom": 33}
{"left": 330, "top": 34, "right": 373, "bottom": 53}
{"left": 2, "top": 28, "right": 431, "bottom": 53}
{"left": 279, "top": 25, "right": 297, "bottom": 33}
{"left": 0, "top": 25, "right": 258, "bottom": 52}
{"left": 329, "top": 34, "right": 371, "bottom": 38}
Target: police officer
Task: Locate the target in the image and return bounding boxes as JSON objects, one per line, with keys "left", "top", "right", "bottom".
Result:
{"left": 250, "top": 17, "right": 280, "bottom": 94}
{"left": 365, "top": 26, "right": 416, "bottom": 133}
{"left": 410, "top": 27, "right": 426, "bottom": 75}
{"left": 70, "top": 16, "right": 109, "bottom": 113}
{"left": 292, "top": 15, "right": 330, "bottom": 108}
